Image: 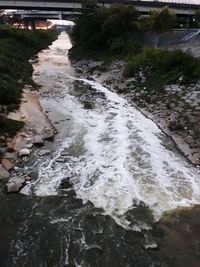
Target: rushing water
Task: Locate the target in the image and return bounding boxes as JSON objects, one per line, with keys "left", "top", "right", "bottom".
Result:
{"left": 22, "top": 32, "right": 200, "bottom": 221}
{"left": 2, "top": 32, "right": 200, "bottom": 267}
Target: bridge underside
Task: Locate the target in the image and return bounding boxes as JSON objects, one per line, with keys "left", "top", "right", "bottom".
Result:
{"left": 0, "top": 0, "right": 199, "bottom": 16}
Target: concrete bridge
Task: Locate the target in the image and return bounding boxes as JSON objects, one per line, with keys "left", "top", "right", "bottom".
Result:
{"left": 0, "top": 0, "right": 199, "bottom": 16}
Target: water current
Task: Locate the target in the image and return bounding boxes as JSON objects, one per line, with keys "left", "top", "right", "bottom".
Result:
{"left": 2, "top": 32, "right": 200, "bottom": 267}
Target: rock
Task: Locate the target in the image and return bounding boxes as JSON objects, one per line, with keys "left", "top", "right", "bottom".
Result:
{"left": 189, "top": 143, "right": 199, "bottom": 149}
{"left": 0, "top": 147, "right": 6, "bottom": 154}
{"left": 19, "top": 148, "right": 31, "bottom": 157}
{"left": 59, "top": 178, "right": 72, "bottom": 189}
{"left": 23, "top": 175, "right": 31, "bottom": 181}
{"left": 186, "top": 115, "right": 197, "bottom": 123}
{"left": 0, "top": 136, "right": 6, "bottom": 143}
{"left": 6, "top": 142, "right": 15, "bottom": 151}
{"left": 171, "top": 134, "right": 191, "bottom": 155}
{"left": 3, "top": 152, "right": 17, "bottom": 161}
{"left": 185, "top": 135, "right": 195, "bottom": 144}
{"left": 168, "top": 121, "right": 184, "bottom": 132}
{"left": 188, "top": 153, "right": 200, "bottom": 165}
{"left": 1, "top": 159, "right": 14, "bottom": 171}
{"left": 23, "top": 168, "right": 35, "bottom": 177}
{"left": 33, "top": 135, "right": 44, "bottom": 146}
{"left": 43, "top": 128, "right": 55, "bottom": 141}
{"left": 7, "top": 177, "right": 25, "bottom": 193}
{"left": 84, "top": 101, "right": 93, "bottom": 109}
{"left": 37, "top": 149, "right": 51, "bottom": 157}
{"left": 60, "top": 149, "right": 68, "bottom": 157}
{"left": 25, "top": 142, "right": 33, "bottom": 149}
{"left": 56, "top": 157, "right": 65, "bottom": 163}
{"left": 0, "top": 165, "right": 10, "bottom": 181}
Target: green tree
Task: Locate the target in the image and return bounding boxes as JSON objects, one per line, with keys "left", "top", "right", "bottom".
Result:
{"left": 150, "top": 6, "right": 176, "bottom": 33}
{"left": 195, "top": 9, "right": 200, "bottom": 26}
{"left": 138, "top": 6, "right": 176, "bottom": 33}
{"left": 71, "top": 4, "right": 140, "bottom": 55}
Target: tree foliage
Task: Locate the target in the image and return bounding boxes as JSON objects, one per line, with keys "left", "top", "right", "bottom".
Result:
{"left": 0, "top": 27, "right": 57, "bottom": 108}
{"left": 138, "top": 7, "right": 176, "bottom": 33}
{"left": 124, "top": 48, "right": 200, "bottom": 90}
{"left": 71, "top": 4, "right": 140, "bottom": 57}
{"left": 195, "top": 9, "right": 200, "bottom": 25}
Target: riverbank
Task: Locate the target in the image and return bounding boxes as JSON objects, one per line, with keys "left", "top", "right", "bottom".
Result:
{"left": 72, "top": 58, "right": 200, "bottom": 166}
{"left": 0, "top": 27, "right": 57, "bottom": 189}
{"left": 0, "top": 87, "right": 56, "bottom": 192}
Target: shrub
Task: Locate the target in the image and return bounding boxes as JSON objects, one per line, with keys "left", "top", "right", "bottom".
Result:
{"left": 0, "top": 26, "right": 57, "bottom": 108}
{"left": 0, "top": 116, "right": 24, "bottom": 137}
{"left": 124, "top": 48, "right": 200, "bottom": 90}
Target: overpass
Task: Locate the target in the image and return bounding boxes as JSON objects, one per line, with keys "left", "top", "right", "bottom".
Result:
{"left": 0, "top": 0, "right": 200, "bottom": 16}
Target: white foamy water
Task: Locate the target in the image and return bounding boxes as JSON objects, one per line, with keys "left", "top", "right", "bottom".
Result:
{"left": 21, "top": 32, "right": 200, "bottom": 223}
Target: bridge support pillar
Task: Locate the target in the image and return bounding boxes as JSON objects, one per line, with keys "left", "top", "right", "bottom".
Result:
{"left": 24, "top": 20, "right": 29, "bottom": 30}
{"left": 30, "top": 19, "right": 36, "bottom": 31}
{"left": 59, "top": 12, "right": 63, "bottom": 20}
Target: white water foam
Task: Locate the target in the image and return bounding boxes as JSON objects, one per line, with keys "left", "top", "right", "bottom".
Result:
{"left": 21, "top": 32, "right": 200, "bottom": 225}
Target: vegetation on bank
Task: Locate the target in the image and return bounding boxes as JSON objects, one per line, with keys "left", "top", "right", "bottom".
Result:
{"left": 0, "top": 27, "right": 57, "bottom": 136}
{"left": 70, "top": 3, "right": 200, "bottom": 90}
{"left": 0, "top": 116, "right": 24, "bottom": 137}
{"left": 124, "top": 48, "right": 200, "bottom": 90}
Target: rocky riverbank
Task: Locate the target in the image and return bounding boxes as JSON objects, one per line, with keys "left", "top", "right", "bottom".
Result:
{"left": 72, "top": 58, "right": 200, "bottom": 166}
{"left": 0, "top": 83, "right": 56, "bottom": 193}
{"left": 0, "top": 28, "right": 57, "bottom": 193}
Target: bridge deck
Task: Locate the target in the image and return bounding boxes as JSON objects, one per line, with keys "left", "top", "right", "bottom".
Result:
{"left": 0, "top": 1, "right": 198, "bottom": 15}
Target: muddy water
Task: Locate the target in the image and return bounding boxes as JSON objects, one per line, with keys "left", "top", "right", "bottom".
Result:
{"left": 1, "top": 32, "right": 200, "bottom": 267}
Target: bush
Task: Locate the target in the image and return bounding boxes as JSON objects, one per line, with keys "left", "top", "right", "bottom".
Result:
{"left": 124, "top": 48, "right": 200, "bottom": 90}
{"left": 0, "top": 26, "right": 57, "bottom": 109}
{"left": 70, "top": 4, "right": 140, "bottom": 58}
{"left": 0, "top": 116, "right": 24, "bottom": 137}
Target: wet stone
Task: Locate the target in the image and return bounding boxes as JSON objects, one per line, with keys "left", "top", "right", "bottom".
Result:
{"left": 19, "top": 148, "right": 31, "bottom": 157}
{"left": 188, "top": 153, "right": 200, "bottom": 165}
{"left": 42, "top": 128, "right": 55, "bottom": 141}
{"left": 37, "top": 149, "right": 51, "bottom": 157}
{"left": 33, "top": 135, "right": 44, "bottom": 146}
{"left": 7, "top": 177, "right": 25, "bottom": 193}
{"left": 59, "top": 178, "right": 72, "bottom": 189}
{"left": 3, "top": 152, "right": 17, "bottom": 161}
{"left": 1, "top": 159, "right": 14, "bottom": 171}
{"left": 55, "top": 157, "right": 65, "bottom": 163}
{"left": 0, "top": 165, "right": 10, "bottom": 181}
{"left": 60, "top": 149, "right": 68, "bottom": 157}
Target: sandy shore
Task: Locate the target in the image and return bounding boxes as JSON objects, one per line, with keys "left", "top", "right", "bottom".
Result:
{"left": 7, "top": 89, "right": 54, "bottom": 151}
{"left": 8, "top": 89, "right": 53, "bottom": 135}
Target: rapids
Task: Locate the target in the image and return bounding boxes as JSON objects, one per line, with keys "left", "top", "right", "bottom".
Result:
{"left": 2, "top": 31, "right": 200, "bottom": 267}
{"left": 21, "top": 32, "right": 200, "bottom": 224}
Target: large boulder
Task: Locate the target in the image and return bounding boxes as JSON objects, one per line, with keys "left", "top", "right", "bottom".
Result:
{"left": 0, "top": 165, "right": 10, "bottom": 182}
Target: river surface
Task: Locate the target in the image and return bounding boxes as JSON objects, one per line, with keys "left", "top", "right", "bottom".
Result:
{"left": 1, "top": 32, "right": 200, "bottom": 267}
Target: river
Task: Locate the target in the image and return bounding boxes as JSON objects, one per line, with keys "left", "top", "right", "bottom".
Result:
{"left": 1, "top": 32, "right": 200, "bottom": 267}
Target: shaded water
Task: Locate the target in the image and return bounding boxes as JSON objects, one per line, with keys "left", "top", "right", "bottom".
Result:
{"left": 1, "top": 32, "right": 200, "bottom": 267}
